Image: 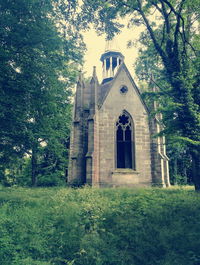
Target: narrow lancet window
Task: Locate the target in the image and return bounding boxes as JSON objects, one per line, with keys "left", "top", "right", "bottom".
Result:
{"left": 116, "top": 112, "right": 135, "bottom": 169}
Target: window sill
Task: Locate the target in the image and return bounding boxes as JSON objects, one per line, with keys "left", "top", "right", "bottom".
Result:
{"left": 112, "top": 169, "right": 139, "bottom": 174}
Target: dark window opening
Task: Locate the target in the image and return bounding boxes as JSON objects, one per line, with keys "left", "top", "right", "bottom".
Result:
{"left": 117, "top": 126, "right": 123, "bottom": 141}
{"left": 116, "top": 113, "right": 135, "bottom": 169}
{"left": 112, "top": 57, "right": 117, "bottom": 70}
{"left": 106, "top": 58, "right": 110, "bottom": 70}
{"left": 120, "top": 86, "right": 128, "bottom": 94}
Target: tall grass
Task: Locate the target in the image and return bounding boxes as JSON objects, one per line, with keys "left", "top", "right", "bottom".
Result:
{"left": 0, "top": 186, "right": 200, "bottom": 265}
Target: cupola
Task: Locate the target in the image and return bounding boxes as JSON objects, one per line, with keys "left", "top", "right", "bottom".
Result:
{"left": 100, "top": 39, "right": 124, "bottom": 84}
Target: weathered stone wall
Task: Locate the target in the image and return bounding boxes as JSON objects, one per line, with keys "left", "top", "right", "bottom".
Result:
{"left": 98, "top": 66, "right": 152, "bottom": 187}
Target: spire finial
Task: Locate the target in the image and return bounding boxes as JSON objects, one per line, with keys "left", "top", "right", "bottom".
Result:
{"left": 78, "top": 69, "right": 83, "bottom": 82}
{"left": 92, "top": 66, "right": 97, "bottom": 78}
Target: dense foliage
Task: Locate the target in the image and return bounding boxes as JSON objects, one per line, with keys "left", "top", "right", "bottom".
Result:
{"left": 0, "top": 0, "right": 84, "bottom": 186}
{"left": 0, "top": 187, "right": 200, "bottom": 265}
{"left": 135, "top": 45, "right": 193, "bottom": 185}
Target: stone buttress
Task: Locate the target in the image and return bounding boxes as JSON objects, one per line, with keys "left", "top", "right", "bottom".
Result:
{"left": 68, "top": 68, "right": 100, "bottom": 186}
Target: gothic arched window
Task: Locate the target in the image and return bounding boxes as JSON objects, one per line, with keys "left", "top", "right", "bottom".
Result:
{"left": 116, "top": 112, "right": 135, "bottom": 169}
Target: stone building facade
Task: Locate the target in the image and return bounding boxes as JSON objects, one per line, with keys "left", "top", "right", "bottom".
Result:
{"left": 68, "top": 45, "right": 170, "bottom": 187}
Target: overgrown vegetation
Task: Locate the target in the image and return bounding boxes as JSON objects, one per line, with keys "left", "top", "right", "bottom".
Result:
{"left": 0, "top": 186, "right": 200, "bottom": 265}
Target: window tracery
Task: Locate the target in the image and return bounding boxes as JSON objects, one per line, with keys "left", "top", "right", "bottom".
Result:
{"left": 116, "top": 112, "right": 135, "bottom": 169}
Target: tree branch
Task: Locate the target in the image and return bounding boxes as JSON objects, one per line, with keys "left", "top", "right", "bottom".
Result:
{"left": 152, "top": 2, "right": 163, "bottom": 14}
{"left": 173, "top": 0, "right": 185, "bottom": 53}
{"left": 138, "top": 7, "right": 168, "bottom": 65}
{"left": 161, "top": 22, "right": 166, "bottom": 47}
{"left": 160, "top": 0, "right": 171, "bottom": 34}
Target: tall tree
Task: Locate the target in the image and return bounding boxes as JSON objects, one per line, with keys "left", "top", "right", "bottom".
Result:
{"left": 134, "top": 42, "right": 193, "bottom": 185}
{"left": 0, "top": 0, "right": 84, "bottom": 185}
{"left": 80, "top": 0, "right": 200, "bottom": 190}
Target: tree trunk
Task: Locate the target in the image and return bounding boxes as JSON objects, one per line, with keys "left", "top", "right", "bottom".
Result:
{"left": 191, "top": 149, "right": 200, "bottom": 191}
{"left": 31, "top": 145, "right": 38, "bottom": 186}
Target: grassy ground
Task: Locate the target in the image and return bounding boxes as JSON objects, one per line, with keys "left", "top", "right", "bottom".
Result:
{"left": 0, "top": 186, "right": 200, "bottom": 265}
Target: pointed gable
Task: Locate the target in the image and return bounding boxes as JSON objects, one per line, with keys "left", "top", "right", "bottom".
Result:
{"left": 98, "top": 62, "right": 149, "bottom": 114}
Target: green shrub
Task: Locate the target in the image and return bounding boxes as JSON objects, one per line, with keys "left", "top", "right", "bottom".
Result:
{"left": 0, "top": 187, "right": 200, "bottom": 265}
{"left": 171, "top": 174, "right": 188, "bottom": 185}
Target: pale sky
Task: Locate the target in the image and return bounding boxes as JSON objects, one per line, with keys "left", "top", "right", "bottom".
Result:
{"left": 82, "top": 25, "right": 144, "bottom": 83}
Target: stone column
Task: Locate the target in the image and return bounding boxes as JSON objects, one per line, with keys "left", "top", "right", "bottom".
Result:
{"left": 150, "top": 118, "right": 166, "bottom": 187}
{"left": 117, "top": 57, "right": 120, "bottom": 73}
{"left": 157, "top": 122, "right": 166, "bottom": 186}
{"left": 162, "top": 136, "right": 170, "bottom": 187}
{"left": 103, "top": 59, "right": 106, "bottom": 80}
{"left": 105, "top": 59, "right": 107, "bottom": 79}
{"left": 149, "top": 78, "right": 170, "bottom": 187}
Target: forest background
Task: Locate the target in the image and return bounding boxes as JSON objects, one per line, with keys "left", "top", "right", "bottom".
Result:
{"left": 0, "top": 0, "right": 199, "bottom": 189}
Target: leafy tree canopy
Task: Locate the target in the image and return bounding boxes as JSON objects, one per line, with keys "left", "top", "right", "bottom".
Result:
{"left": 0, "top": 0, "right": 85, "bottom": 186}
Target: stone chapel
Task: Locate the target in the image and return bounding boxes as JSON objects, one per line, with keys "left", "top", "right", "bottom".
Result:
{"left": 68, "top": 42, "right": 170, "bottom": 187}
